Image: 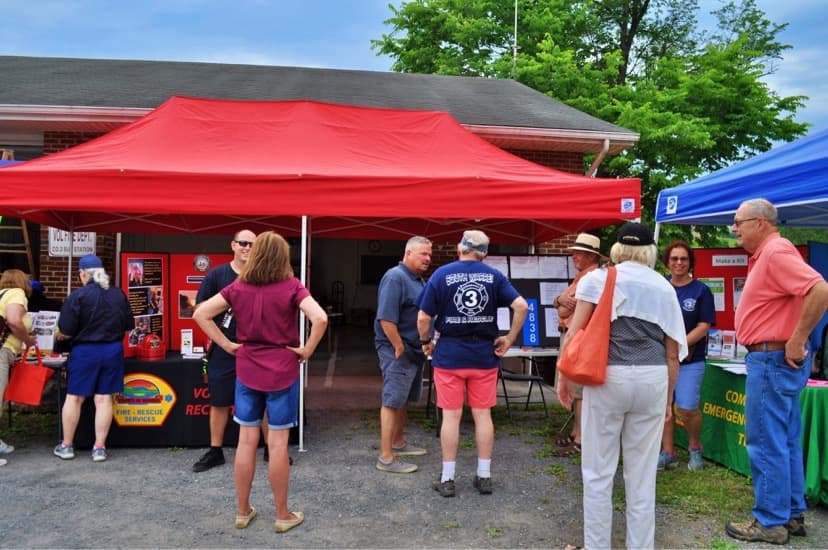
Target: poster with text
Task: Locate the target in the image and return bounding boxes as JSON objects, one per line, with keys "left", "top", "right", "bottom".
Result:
{"left": 121, "top": 253, "right": 168, "bottom": 357}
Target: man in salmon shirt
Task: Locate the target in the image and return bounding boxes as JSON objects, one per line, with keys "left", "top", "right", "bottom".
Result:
{"left": 726, "top": 198, "right": 828, "bottom": 545}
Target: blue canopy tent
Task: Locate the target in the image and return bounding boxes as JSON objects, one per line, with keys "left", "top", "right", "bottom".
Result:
{"left": 655, "top": 128, "right": 828, "bottom": 365}
{"left": 655, "top": 128, "right": 828, "bottom": 228}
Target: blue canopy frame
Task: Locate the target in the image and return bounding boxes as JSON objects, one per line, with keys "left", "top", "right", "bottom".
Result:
{"left": 655, "top": 128, "right": 828, "bottom": 228}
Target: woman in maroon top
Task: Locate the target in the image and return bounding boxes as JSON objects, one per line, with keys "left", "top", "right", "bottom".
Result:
{"left": 195, "top": 231, "right": 327, "bottom": 533}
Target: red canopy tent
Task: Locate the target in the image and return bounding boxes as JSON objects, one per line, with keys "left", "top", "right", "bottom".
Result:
{"left": 0, "top": 96, "right": 639, "bottom": 244}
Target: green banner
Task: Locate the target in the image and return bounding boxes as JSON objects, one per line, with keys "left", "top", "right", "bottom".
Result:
{"left": 675, "top": 363, "right": 750, "bottom": 476}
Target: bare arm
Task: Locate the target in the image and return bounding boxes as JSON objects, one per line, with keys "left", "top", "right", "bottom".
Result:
{"left": 786, "top": 280, "right": 828, "bottom": 368}
{"left": 494, "top": 296, "right": 529, "bottom": 356}
{"left": 192, "top": 293, "right": 239, "bottom": 355}
{"left": 686, "top": 322, "right": 711, "bottom": 347}
{"left": 5, "top": 302, "right": 36, "bottom": 347}
{"left": 664, "top": 336, "right": 679, "bottom": 421}
{"left": 379, "top": 319, "right": 405, "bottom": 358}
{"left": 417, "top": 310, "right": 434, "bottom": 356}
{"left": 287, "top": 296, "right": 328, "bottom": 362}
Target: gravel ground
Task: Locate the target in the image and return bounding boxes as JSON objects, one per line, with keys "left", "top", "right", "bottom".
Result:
{"left": 2, "top": 404, "right": 826, "bottom": 549}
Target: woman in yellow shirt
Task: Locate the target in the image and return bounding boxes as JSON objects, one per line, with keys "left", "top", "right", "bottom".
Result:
{"left": 0, "top": 269, "right": 37, "bottom": 465}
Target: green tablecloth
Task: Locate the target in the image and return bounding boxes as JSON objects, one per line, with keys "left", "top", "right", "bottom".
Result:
{"left": 675, "top": 363, "right": 828, "bottom": 506}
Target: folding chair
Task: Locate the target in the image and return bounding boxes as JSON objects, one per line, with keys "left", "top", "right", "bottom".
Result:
{"left": 498, "top": 357, "right": 549, "bottom": 419}
{"left": 424, "top": 357, "right": 441, "bottom": 437}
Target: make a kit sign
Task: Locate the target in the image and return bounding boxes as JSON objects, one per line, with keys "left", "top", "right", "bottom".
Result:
{"left": 47, "top": 228, "right": 96, "bottom": 257}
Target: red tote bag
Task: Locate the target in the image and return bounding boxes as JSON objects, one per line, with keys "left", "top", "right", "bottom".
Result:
{"left": 557, "top": 266, "right": 616, "bottom": 386}
{"left": 5, "top": 349, "right": 54, "bottom": 406}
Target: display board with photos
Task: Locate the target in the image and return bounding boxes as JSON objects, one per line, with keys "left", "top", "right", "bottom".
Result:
{"left": 120, "top": 253, "right": 168, "bottom": 358}
{"left": 483, "top": 254, "right": 574, "bottom": 348}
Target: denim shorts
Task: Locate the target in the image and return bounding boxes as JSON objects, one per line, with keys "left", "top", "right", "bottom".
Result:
{"left": 674, "top": 360, "right": 706, "bottom": 410}
{"left": 377, "top": 343, "right": 424, "bottom": 408}
{"left": 233, "top": 378, "right": 299, "bottom": 431}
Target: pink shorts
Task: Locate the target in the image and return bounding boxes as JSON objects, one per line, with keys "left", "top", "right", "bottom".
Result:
{"left": 433, "top": 367, "right": 498, "bottom": 410}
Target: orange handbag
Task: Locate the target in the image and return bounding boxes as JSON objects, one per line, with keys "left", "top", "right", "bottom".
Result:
{"left": 5, "top": 347, "right": 54, "bottom": 406}
{"left": 557, "top": 266, "right": 616, "bottom": 386}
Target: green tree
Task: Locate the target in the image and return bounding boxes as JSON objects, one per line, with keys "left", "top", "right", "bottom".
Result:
{"left": 372, "top": 0, "right": 808, "bottom": 247}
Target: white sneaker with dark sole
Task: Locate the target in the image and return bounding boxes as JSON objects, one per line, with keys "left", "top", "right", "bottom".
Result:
{"left": 376, "top": 457, "right": 417, "bottom": 473}
{"left": 54, "top": 443, "right": 75, "bottom": 460}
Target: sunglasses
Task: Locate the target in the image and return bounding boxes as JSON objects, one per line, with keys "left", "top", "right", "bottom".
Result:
{"left": 234, "top": 240, "right": 254, "bottom": 248}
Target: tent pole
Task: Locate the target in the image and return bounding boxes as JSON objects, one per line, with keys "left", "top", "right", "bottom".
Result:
{"left": 654, "top": 222, "right": 661, "bottom": 246}
{"left": 67, "top": 230, "right": 74, "bottom": 296}
{"left": 299, "top": 215, "right": 308, "bottom": 452}
{"left": 115, "top": 233, "right": 122, "bottom": 284}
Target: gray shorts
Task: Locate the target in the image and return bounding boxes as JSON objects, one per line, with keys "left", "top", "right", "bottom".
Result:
{"left": 376, "top": 342, "right": 424, "bottom": 408}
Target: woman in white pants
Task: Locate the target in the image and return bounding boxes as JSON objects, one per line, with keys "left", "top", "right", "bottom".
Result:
{"left": 558, "top": 223, "right": 687, "bottom": 549}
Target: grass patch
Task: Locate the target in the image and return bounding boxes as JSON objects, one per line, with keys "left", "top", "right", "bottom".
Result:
{"left": 485, "top": 526, "right": 503, "bottom": 538}
{"left": 655, "top": 450, "right": 754, "bottom": 522}
{"left": 442, "top": 521, "right": 461, "bottom": 529}
{"left": 544, "top": 463, "right": 567, "bottom": 479}
{"left": 709, "top": 539, "right": 741, "bottom": 550}
{"left": 2, "top": 410, "right": 55, "bottom": 444}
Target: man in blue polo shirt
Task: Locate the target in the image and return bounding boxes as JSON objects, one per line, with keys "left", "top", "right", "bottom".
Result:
{"left": 374, "top": 236, "right": 432, "bottom": 474}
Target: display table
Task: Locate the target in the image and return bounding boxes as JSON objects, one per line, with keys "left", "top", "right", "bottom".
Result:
{"left": 75, "top": 353, "right": 239, "bottom": 448}
{"left": 675, "top": 362, "right": 828, "bottom": 506}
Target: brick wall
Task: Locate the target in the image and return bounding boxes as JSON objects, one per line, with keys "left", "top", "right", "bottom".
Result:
{"left": 43, "top": 131, "right": 104, "bottom": 154}
{"left": 504, "top": 149, "right": 585, "bottom": 174}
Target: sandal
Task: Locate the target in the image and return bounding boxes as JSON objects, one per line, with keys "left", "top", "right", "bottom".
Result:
{"left": 274, "top": 511, "right": 304, "bottom": 533}
{"left": 234, "top": 506, "right": 257, "bottom": 529}
{"left": 552, "top": 442, "right": 581, "bottom": 457}
{"left": 555, "top": 434, "right": 575, "bottom": 447}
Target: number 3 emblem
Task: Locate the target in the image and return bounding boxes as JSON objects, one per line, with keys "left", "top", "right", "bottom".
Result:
{"left": 453, "top": 281, "right": 489, "bottom": 316}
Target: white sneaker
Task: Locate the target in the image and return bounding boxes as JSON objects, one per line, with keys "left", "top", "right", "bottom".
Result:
{"left": 0, "top": 457, "right": 7, "bottom": 466}
{"left": 0, "top": 440, "right": 14, "bottom": 454}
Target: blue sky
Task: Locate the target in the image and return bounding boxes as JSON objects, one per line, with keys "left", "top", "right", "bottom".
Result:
{"left": 2, "top": 0, "right": 825, "bottom": 133}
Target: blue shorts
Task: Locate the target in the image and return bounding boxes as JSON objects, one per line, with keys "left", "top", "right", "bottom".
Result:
{"left": 66, "top": 342, "right": 125, "bottom": 397}
{"left": 207, "top": 347, "right": 236, "bottom": 407}
{"left": 377, "top": 343, "right": 424, "bottom": 408}
{"left": 674, "top": 360, "right": 706, "bottom": 410}
{"left": 233, "top": 378, "right": 299, "bottom": 431}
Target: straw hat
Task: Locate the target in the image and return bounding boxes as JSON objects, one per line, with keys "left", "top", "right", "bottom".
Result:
{"left": 567, "top": 233, "right": 602, "bottom": 255}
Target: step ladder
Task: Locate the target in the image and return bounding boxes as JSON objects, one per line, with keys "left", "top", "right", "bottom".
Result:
{"left": 0, "top": 218, "right": 35, "bottom": 275}
{"left": 0, "top": 149, "right": 35, "bottom": 275}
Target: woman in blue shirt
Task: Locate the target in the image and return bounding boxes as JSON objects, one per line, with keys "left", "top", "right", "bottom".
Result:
{"left": 658, "top": 240, "right": 716, "bottom": 471}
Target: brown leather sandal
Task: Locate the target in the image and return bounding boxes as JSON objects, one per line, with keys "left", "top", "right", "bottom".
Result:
{"left": 552, "top": 442, "right": 581, "bottom": 457}
{"left": 554, "top": 434, "right": 575, "bottom": 447}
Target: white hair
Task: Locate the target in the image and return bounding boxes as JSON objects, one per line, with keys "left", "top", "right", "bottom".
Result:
{"left": 609, "top": 242, "right": 658, "bottom": 268}
{"left": 83, "top": 267, "right": 110, "bottom": 289}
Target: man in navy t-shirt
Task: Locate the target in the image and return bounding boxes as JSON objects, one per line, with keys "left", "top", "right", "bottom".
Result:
{"left": 418, "top": 230, "right": 527, "bottom": 497}
{"left": 191, "top": 229, "right": 256, "bottom": 473}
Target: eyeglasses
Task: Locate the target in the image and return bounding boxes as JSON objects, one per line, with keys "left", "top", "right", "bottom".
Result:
{"left": 669, "top": 256, "right": 689, "bottom": 262}
{"left": 732, "top": 217, "right": 759, "bottom": 228}
{"left": 234, "top": 240, "right": 254, "bottom": 248}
